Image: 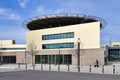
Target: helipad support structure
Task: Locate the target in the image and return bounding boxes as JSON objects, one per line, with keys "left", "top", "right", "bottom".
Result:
{"left": 25, "top": 14, "right": 106, "bottom": 65}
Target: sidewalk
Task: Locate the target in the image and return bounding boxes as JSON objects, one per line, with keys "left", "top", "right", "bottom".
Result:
{"left": 0, "top": 64, "right": 120, "bottom": 74}
{"left": 0, "top": 64, "right": 22, "bottom": 72}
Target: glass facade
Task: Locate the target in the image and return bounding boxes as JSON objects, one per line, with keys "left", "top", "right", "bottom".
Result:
{"left": 35, "top": 54, "right": 72, "bottom": 65}
{"left": 108, "top": 49, "right": 120, "bottom": 61}
{"left": 42, "top": 42, "right": 74, "bottom": 49}
{"left": 42, "top": 32, "right": 74, "bottom": 40}
{"left": 0, "top": 56, "right": 16, "bottom": 64}
{"left": 0, "top": 48, "right": 26, "bottom": 50}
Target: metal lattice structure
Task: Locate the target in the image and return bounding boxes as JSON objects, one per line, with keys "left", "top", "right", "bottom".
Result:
{"left": 23, "top": 13, "right": 106, "bottom": 30}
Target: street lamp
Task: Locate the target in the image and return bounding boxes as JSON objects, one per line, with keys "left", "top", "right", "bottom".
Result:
{"left": 58, "top": 47, "right": 63, "bottom": 71}
{"left": 58, "top": 47, "right": 61, "bottom": 71}
{"left": 77, "top": 38, "right": 80, "bottom": 72}
{"left": 25, "top": 50, "right": 27, "bottom": 63}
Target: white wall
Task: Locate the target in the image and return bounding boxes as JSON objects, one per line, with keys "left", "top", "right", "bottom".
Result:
{"left": 27, "top": 22, "right": 100, "bottom": 50}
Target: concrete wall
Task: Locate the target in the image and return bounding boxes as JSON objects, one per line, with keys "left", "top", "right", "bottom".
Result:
{"left": 78, "top": 48, "right": 105, "bottom": 66}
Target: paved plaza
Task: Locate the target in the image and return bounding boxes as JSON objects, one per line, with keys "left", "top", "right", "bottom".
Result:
{"left": 0, "top": 63, "right": 120, "bottom": 80}
{"left": 0, "top": 70, "right": 120, "bottom": 80}
{"left": 1, "top": 63, "right": 120, "bottom": 74}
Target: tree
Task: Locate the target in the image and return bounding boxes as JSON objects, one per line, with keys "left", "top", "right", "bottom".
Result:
{"left": 27, "top": 40, "right": 38, "bottom": 67}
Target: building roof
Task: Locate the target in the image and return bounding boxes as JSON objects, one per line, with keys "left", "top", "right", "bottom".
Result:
{"left": 23, "top": 14, "right": 106, "bottom": 30}
{"left": 111, "top": 42, "right": 120, "bottom": 47}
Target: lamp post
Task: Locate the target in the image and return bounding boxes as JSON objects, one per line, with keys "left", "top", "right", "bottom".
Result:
{"left": 77, "top": 38, "right": 80, "bottom": 72}
{"left": 58, "top": 47, "right": 63, "bottom": 71}
{"left": 25, "top": 50, "right": 26, "bottom": 63}
{"left": 25, "top": 50, "right": 27, "bottom": 70}
{"left": 58, "top": 47, "right": 61, "bottom": 71}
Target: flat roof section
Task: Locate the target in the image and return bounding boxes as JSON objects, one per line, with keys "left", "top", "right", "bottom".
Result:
{"left": 24, "top": 14, "right": 106, "bottom": 30}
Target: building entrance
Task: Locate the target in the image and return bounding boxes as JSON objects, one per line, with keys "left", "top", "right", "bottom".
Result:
{"left": 35, "top": 54, "right": 72, "bottom": 65}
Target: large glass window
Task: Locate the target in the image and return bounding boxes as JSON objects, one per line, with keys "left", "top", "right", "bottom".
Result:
{"left": 1, "top": 56, "right": 16, "bottom": 64}
{"left": 42, "top": 42, "right": 74, "bottom": 49}
{"left": 42, "top": 55, "right": 48, "bottom": 64}
{"left": 0, "top": 48, "right": 26, "bottom": 50}
{"left": 42, "top": 32, "right": 74, "bottom": 40}
{"left": 51, "top": 55, "right": 56, "bottom": 64}
{"left": 35, "top": 55, "right": 41, "bottom": 64}
{"left": 35, "top": 54, "right": 72, "bottom": 65}
{"left": 64, "top": 55, "right": 72, "bottom": 64}
{"left": 108, "top": 49, "right": 120, "bottom": 61}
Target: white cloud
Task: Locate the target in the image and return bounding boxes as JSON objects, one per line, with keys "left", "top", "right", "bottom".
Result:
{"left": 9, "top": 14, "right": 21, "bottom": 20}
{"left": 0, "top": 8, "right": 21, "bottom": 20}
{"left": 17, "top": 0, "right": 30, "bottom": 8}
{"left": 37, "top": 6, "right": 66, "bottom": 15}
{"left": 37, "top": 7, "right": 45, "bottom": 14}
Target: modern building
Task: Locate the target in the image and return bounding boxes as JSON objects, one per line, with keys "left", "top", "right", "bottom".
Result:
{"left": 24, "top": 14, "right": 106, "bottom": 65}
{"left": 0, "top": 40, "right": 26, "bottom": 64}
{"left": 0, "top": 14, "right": 107, "bottom": 66}
{"left": 105, "top": 42, "right": 120, "bottom": 62}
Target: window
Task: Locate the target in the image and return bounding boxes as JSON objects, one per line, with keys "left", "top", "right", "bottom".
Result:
{"left": 108, "top": 49, "right": 120, "bottom": 61}
{"left": 0, "top": 48, "right": 26, "bottom": 50}
{"left": 42, "top": 42, "right": 74, "bottom": 49}
{"left": 42, "top": 32, "right": 74, "bottom": 40}
{"left": 35, "top": 54, "right": 72, "bottom": 64}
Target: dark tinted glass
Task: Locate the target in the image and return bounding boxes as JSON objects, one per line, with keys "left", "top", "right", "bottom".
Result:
{"left": 42, "top": 32, "right": 74, "bottom": 40}
{"left": 42, "top": 42, "right": 74, "bottom": 49}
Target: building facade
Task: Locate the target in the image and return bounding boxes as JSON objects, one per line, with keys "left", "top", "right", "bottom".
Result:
{"left": 106, "top": 42, "right": 120, "bottom": 62}
{"left": 0, "top": 40, "right": 26, "bottom": 64}
{"left": 0, "top": 14, "right": 106, "bottom": 66}
{"left": 25, "top": 14, "right": 106, "bottom": 65}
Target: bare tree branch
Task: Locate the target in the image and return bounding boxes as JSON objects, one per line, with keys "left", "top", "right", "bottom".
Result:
{"left": 27, "top": 40, "right": 39, "bottom": 67}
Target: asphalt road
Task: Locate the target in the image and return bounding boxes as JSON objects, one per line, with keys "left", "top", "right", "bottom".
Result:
{"left": 0, "top": 70, "right": 120, "bottom": 80}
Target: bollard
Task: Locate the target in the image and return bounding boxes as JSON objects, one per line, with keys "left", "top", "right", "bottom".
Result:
{"left": 26, "top": 63, "right": 27, "bottom": 70}
{"left": 49, "top": 64, "right": 51, "bottom": 71}
{"left": 78, "top": 66, "right": 80, "bottom": 72}
{"left": 89, "top": 65, "right": 91, "bottom": 73}
{"left": 41, "top": 63, "right": 43, "bottom": 70}
{"left": 33, "top": 64, "right": 35, "bottom": 70}
{"left": 58, "top": 64, "right": 60, "bottom": 71}
{"left": 113, "top": 65, "right": 115, "bottom": 74}
{"left": 102, "top": 65, "right": 104, "bottom": 73}
{"left": 68, "top": 65, "right": 70, "bottom": 71}
{"left": 18, "top": 63, "right": 20, "bottom": 69}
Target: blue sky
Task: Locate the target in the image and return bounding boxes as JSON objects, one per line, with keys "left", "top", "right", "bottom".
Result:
{"left": 0, "top": 0, "right": 120, "bottom": 45}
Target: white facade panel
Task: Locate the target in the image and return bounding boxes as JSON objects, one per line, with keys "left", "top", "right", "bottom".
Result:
{"left": 27, "top": 22, "right": 100, "bottom": 50}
